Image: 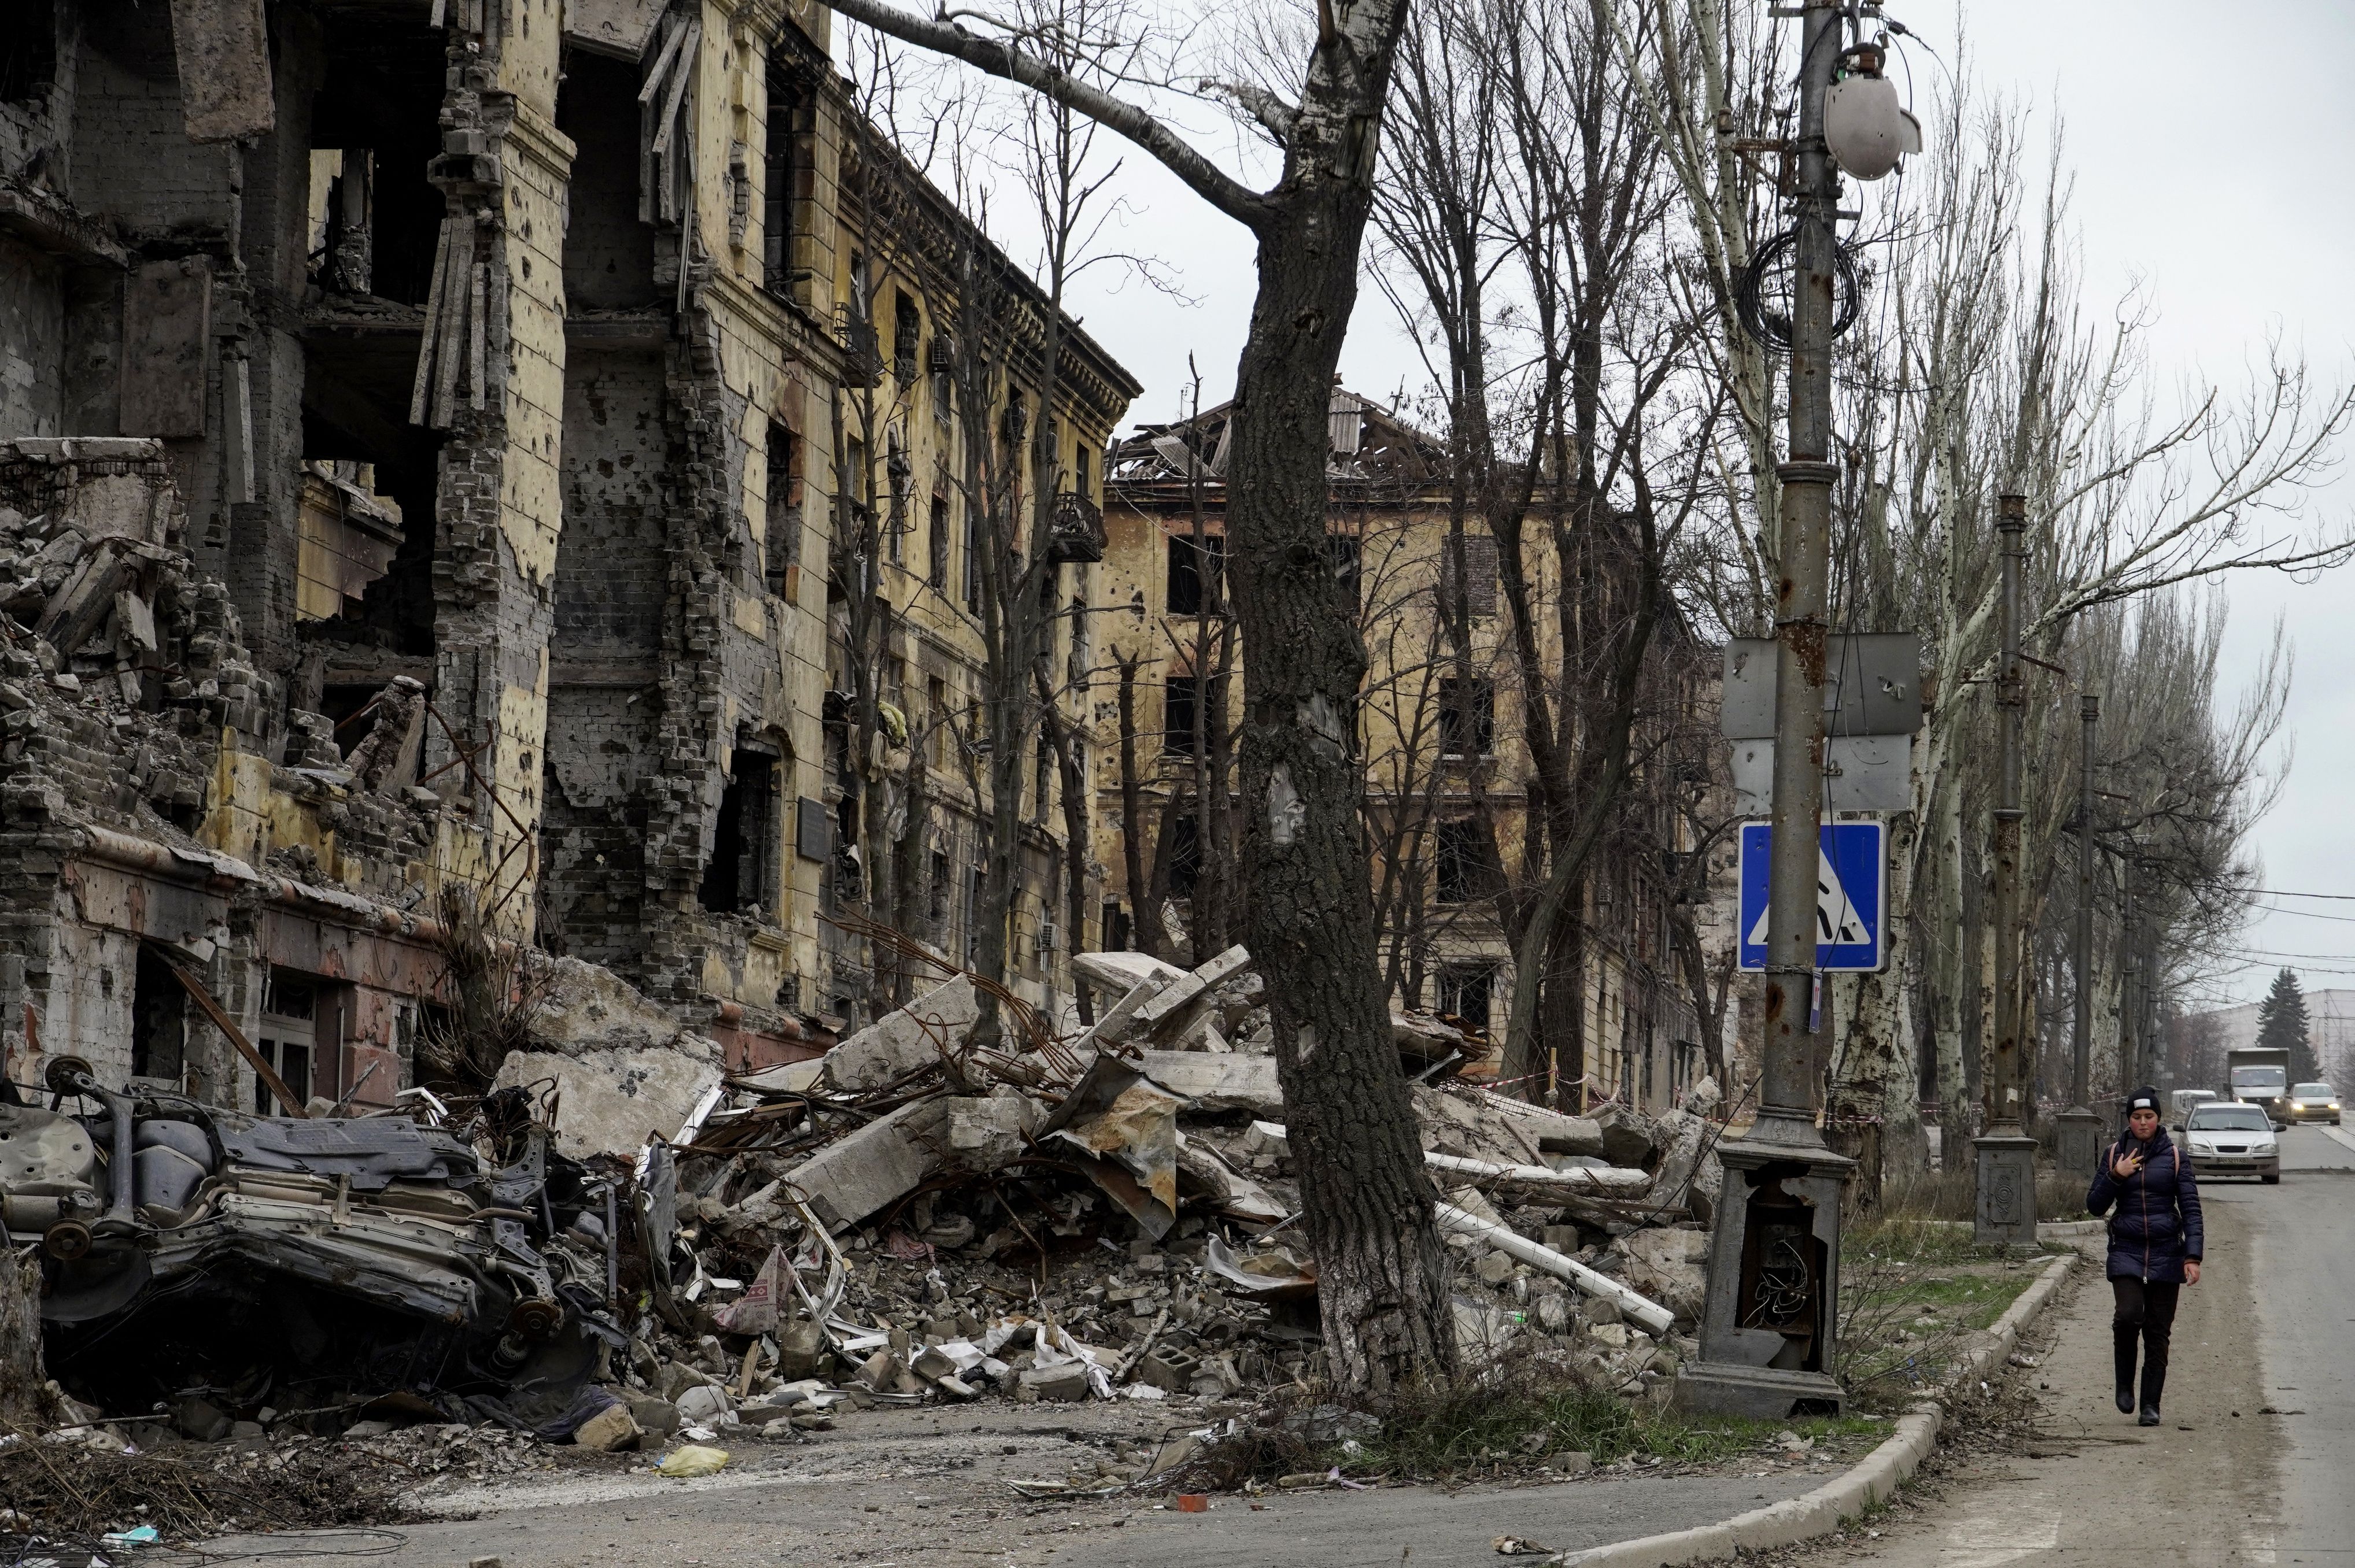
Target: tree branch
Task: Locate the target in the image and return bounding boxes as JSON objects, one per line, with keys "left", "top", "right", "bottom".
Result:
{"left": 826, "top": 0, "right": 1271, "bottom": 229}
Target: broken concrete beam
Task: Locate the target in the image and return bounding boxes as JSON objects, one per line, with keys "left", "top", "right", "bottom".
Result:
{"left": 1173, "top": 1130, "right": 1287, "bottom": 1224}
{"left": 529, "top": 955, "right": 709, "bottom": 1055}
{"left": 1071, "top": 950, "right": 1186, "bottom": 994}
{"left": 1591, "top": 1102, "right": 1660, "bottom": 1168}
{"left": 1121, "top": 945, "right": 1251, "bottom": 1042}
{"left": 1139, "top": 1050, "right": 1283, "bottom": 1119}
{"left": 822, "top": 975, "right": 982, "bottom": 1093}
{"left": 1433, "top": 1201, "right": 1674, "bottom": 1336}
{"left": 1413, "top": 1085, "right": 1605, "bottom": 1164}
{"left": 1646, "top": 1107, "right": 1723, "bottom": 1226}
{"left": 784, "top": 1088, "right": 1038, "bottom": 1233}
{"left": 1420, "top": 1151, "right": 1652, "bottom": 1199}
{"left": 493, "top": 1044, "right": 722, "bottom": 1161}
{"left": 1393, "top": 1011, "right": 1472, "bottom": 1069}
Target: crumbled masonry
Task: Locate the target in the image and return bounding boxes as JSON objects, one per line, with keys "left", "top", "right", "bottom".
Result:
{"left": 0, "top": 940, "right": 1722, "bottom": 1499}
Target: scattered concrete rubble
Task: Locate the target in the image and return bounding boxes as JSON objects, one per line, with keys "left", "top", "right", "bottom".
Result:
{"left": 0, "top": 939, "right": 1729, "bottom": 1515}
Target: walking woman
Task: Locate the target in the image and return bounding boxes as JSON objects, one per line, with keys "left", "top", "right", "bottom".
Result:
{"left": 2085, "top": 1086, "right": 2203, "bottom": 1425}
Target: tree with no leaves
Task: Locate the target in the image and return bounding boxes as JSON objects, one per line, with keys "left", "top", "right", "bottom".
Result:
{"left": 821, "top": 0, "right": 1450, "bottom": 1391}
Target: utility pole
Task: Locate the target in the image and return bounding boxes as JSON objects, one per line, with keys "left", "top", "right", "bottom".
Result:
{"left": 1675, "top": 0, "right": 1854, "bottom": 1419}
{"left": 1975, "top": 494, "right": 2037, "bottom": 1246}
{"left": 2055, "top": 693, "right": 2103, "bottom": 1175}
{"left": 2118, "top": 852, "right": 2139, "bottom": 1096}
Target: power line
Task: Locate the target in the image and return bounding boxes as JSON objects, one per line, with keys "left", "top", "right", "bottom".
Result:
{"left": 2246, "top": 887, "right": 2355, "bottom": 901}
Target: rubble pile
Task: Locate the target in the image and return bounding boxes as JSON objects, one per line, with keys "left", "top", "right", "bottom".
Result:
{"left": 0, "top": 937, "right": 1728, "bottom": 1525}
{"left": 593, "top": 942, "right": 1730, "bottom": 1438}
{"left": 0, "top": 442, "right": 438, "bottom": 881}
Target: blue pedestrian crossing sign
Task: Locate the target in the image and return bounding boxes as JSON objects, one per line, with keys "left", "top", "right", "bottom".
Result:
{"left": 1736, "top": 820, "right": 1887, "bottom": 972}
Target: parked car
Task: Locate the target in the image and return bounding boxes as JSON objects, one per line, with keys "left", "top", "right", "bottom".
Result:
{"left": 2287, "top": 1083, "right": 2342, "bottom": 1126}
{"left": 2183, "top": 1101, "right": 2282, "bottom": 1183}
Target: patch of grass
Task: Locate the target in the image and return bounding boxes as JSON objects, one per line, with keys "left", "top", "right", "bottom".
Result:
{"left": 1833, "top": 1252, "right": 2037, "bottom": 1407}
{"left": 1357, "top": 1375, "right": 1881, "bottom": 1480}
{"left": 1173, "top": 1354, "right": 1887, "bottom": 1491}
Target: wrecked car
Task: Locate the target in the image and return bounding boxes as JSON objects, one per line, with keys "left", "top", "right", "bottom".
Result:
{"left": 11, "top": 1061, "right": 627, "bottom": 1435}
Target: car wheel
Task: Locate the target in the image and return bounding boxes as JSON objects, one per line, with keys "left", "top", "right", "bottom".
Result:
{"left": 2262, "top": 1173, "right": 2282, "bottom": 1185}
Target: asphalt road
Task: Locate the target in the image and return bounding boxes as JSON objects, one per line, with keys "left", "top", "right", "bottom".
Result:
{"left": 1800, "top": 1123, "right": 2355, "bottom": 1567}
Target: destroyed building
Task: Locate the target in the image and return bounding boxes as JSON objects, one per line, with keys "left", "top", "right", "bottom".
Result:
{"left": 1103, "top": 387, "right": 1726, "bottom": 1111}
{"left": 0, "top": 0, "right": 1135, "bottom": 1108}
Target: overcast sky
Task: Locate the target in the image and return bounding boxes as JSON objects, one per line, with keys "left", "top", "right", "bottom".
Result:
{"left": 921, "top": 1, "right": 2355, "bottom": 1007}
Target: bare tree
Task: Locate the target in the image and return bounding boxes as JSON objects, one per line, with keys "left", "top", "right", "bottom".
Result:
{"left": 826, "top": 0, "right": 1452, "bottom": 1391}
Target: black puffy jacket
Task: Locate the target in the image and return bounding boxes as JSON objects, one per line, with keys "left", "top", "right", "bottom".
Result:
{"left": 2085, "top": 1127, "right": 2204, "bottom": 1284}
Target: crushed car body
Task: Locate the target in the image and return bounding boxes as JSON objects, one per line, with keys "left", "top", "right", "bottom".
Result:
{"left": 14, "top": 1061, "right": 626, "bottom": 1434}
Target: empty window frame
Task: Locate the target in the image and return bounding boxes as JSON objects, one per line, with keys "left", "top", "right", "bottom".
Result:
{"left": 700, "top": 749, "right": 782, "bottom": 917}
{"left": 762, "top": 62, "right": 803, "bottom": 292}
{"left": 1438, "top": 676, "right": 1496, "bottom": 759}
{"left": 1437, "top": 963, "right": 1497, "bottom": 1034}
{"left": 131, "top": 946, "right": 187, "bottom": 1083}
{"left": 1434, "top": 816, "right": 1484, "bottom": 904}
{"left": 1167, "top": 532, "right": 1224, "bottom": 616}
{"left": 1163, "top": 673, "right": 1200, "bottom": 755}
{"left": 256, "top": 971, "right": 320, "bottom": 1114}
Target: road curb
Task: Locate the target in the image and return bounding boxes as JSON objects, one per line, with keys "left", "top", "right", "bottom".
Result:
{"left": 1552, "top": 1252, "right": 2076, "bottom": 1567}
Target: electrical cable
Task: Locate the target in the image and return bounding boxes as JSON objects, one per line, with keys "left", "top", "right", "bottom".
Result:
{"left": 1733, "top": 225, "right": 1864, "bottom": 350}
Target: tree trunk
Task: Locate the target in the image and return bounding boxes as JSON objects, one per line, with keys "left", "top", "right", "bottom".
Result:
{"left": 1227, "top": 187, "right": 1453, "bottom": 1396}
{"left": 0, "top": 1251, "right": 48, "bottom": 1429}
{"left": 1115, "top": 655, "right": 1168, "bottom": 959}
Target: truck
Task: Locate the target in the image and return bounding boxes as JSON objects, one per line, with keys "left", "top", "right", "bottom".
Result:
{"left": 2224, "top": 1046, "right": 2293, "bottom": 1126}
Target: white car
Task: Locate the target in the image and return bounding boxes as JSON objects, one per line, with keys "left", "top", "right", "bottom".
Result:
{"left": 2183, "top": 1103, "right": 2282, "bottom": 1184}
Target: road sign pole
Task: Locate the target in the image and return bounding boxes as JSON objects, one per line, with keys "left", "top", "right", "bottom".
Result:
{"left": 1976, "top": 494, "right": 2037, "bottom": 1246}
{"left": 2056, "top": 692, "right": 2103, "bottom": 1177}
{"left": 1675, "top": 0, "right": 1854, "bottom": 1421}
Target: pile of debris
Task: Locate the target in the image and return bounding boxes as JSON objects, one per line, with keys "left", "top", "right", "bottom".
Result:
{"left": 581, "top": 941, "right": 1732, "bottom": 1440}
{"left": 0, "top": 939, "right": 1728, "bottom": 1517}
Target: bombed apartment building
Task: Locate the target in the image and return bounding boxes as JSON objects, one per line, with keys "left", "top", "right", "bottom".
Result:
{"left": 0, "top": 0, "right": 1133, "bottom": 1112}
{"left": 1101, "top": 387, "right": 1716, "bottom": 1112}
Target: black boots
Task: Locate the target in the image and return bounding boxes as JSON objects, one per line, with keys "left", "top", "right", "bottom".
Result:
{"left": 2114, "top": 1329, "right": 2138, "bottom": 1415}
{"left": 2139, "top": 1355, "right": 2166, "bottom": 1426}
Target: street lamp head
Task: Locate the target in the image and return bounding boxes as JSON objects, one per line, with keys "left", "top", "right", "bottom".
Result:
{"left": 1996, "top": 491, "right": 2027, "bottom": 534}
{"left": 1825, "top": 64, "right": 1922, "bottom": 182}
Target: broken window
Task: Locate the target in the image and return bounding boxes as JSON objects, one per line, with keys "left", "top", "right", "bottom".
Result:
{"left": 1167, "top": 532, "right": 1224, "bottom": 616}
{"left": 1163, "top": 674, "right": 1199, "bottom": 755}
{"left": 1326, "top": 532, "right": 1361, "bottom": 608}
{"left": 701, "top": 749, "right": 781, "bottom": 917}
{"left": 929, "top": 849, "right": 951, "bottom": 936}
{"left": 885, "top": 431, "right": 910, "bottom": 562}
{"left": 1033, "top": 733, "right": 1053, "bottom": 823}
{"left": 928, "top": 493, "right": 950, "bottom": 589}
{"left": 305, "top": 149, "right": 374, "bottom": 294}
{"left": 131, "top": 946, "right": 186, "bottom": 1083}
{"left": 763, "top": 60, "right": 804, "bottom": 293}
{"left": 0, "top": 6, "right": 57, "bottom": 104}
{"left": 962, "top": 864, "right": 985, "bottom": 966}
{"left": 1434, "top": 818, "right": 1482, "bottom": 904}
{"left": 1102, "top": 899, "right": 1131, "bottom": 952}
{"left": 1073, "top": 441, "right": 1091, "bottom": 500}
{"left": 1438, "top": 676, "right": 1496, "bottom": 758}
{"left": 294, "top": 462, "right": 404, "bottom": 622}
{"left": 1437, "top": 963, "right": 1497, "bottom": 1034}
{"left": 1167, "top": 812, "right": 1200, "bottom": 898}
{"left": 962, "top": 505, "right": 983, "bottom": 613}
{"left": 894, "top": 292, "right": 921, "bottom": 383}
{"left": 256, "top": 972, "right": 319, "bottom": 1115}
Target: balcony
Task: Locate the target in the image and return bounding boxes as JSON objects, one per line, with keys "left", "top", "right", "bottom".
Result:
{"left": 1049, "top": 490, "right": 1105, "bottom": 563}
